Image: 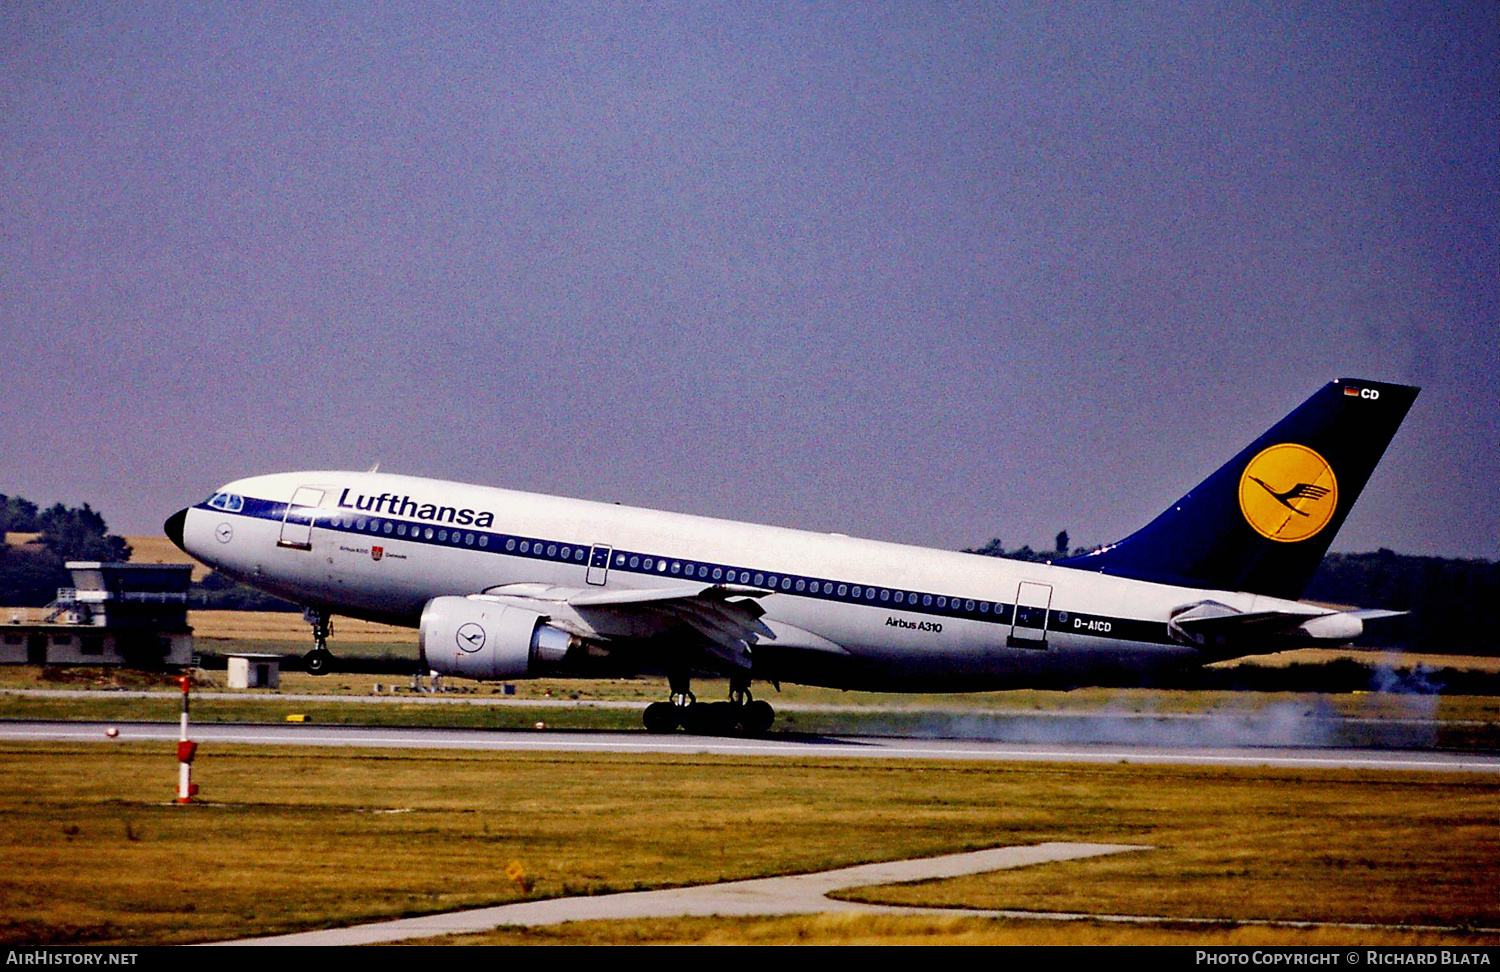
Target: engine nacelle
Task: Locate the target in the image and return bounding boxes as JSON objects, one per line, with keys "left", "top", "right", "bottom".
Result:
{"left": 419, "top": 596, "right": 575, "bottom": 680}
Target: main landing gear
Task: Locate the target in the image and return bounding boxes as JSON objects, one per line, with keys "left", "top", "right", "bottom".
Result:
{"left": 643, "top": 673, "right": 774, "bottom": 735}
{"left": 302, "top": 607, "right": 335, "bottom": 676}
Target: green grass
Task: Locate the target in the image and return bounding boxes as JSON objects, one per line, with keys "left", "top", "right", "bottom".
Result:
{"left": 0, "top": 743, "right": 1494, "bottom": 945}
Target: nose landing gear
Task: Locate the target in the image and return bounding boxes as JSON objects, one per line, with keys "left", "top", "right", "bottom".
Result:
{"left": 302, "top": 608, "right": 335, "bottom": 675}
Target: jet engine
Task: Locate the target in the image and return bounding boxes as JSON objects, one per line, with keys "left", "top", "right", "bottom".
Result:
{"left": 419, "top": 596, "right": 576, "bottom": 680}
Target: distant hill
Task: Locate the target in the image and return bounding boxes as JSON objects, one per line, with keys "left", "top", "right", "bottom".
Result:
{"left": 122, "top": 534, "right": 209, "bottom": 581}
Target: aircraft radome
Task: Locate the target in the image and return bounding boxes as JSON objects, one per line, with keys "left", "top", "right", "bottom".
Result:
{"left": 166, "top": 378, "right": 1417, "bottom": 734}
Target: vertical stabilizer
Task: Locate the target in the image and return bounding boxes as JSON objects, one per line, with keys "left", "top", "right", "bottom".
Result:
{"left": 1059, "top": 379, "right": 1418, "bottom": 599}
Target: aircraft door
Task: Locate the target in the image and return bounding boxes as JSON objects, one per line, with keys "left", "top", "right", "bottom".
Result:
{"left": 278, "top": 487, "right": 326, "bottom": 550}
{"left": 1008, "top": 581, "right": 1053, "bottom": 649}
{"left": 586, "top": 544, "right": 612, "bottom": 586}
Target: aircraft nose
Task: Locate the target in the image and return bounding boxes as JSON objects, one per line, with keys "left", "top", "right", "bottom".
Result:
{"left": 164, "top": 508, "right": 188, "bottom": 552}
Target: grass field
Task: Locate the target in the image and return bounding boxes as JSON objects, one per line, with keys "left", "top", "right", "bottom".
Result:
{"left": 0, "top": 743, "right": 1494, "bottom": 946}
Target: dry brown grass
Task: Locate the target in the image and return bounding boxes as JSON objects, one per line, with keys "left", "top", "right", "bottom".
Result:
{"left": 121, "top": 535, "right": 208, "bottom": 580}
{"left": 1217, "top": 648, "right": 1500, "bottom": 674}
{"left": 429, "top": 912, "right": 1500, "bottom": 946}
{"left": 187, "top": 610, "right": 413, "bottom": 644}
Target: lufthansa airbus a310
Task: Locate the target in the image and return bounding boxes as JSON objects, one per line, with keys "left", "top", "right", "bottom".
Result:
{"left": 165, "top": 378, "right": 1417, "bottom": 734}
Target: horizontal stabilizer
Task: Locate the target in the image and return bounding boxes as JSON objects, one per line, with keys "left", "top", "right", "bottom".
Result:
{"left": 1168, "top": 599, "right": 1393, "bottom": 655}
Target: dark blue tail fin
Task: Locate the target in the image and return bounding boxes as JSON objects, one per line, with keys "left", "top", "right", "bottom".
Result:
{"left": 1059, "top": 379, "right": 1418, "bottom": 599}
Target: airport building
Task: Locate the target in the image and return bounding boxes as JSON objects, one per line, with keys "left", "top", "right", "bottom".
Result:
{"left": 1, "top": 562, "right": 194, "bottom": 668}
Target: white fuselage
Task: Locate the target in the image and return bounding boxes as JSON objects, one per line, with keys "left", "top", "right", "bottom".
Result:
{"left": 175, "top": 471, "right": 1315, "bottom": 690}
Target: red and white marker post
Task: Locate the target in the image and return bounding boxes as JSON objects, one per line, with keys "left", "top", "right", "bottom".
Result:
{"left": 175, "top": 675, "right": 198, "bottom": 804}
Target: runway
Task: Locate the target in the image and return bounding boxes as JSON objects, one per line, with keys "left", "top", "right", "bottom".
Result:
{"left": 3, "top": 719, "right": 1496, "bottom": 773}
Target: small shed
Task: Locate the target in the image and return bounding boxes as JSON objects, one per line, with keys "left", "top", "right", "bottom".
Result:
{"left": 227, "top": 653, "right": 282, "bottom": 689}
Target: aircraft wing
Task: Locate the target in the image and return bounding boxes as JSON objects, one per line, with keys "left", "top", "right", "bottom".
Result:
{"left": 478, "top": 581, "right": 779, "bottom": 670}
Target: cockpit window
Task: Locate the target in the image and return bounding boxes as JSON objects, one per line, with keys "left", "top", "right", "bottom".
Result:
{"left": 206, "top": 492, "right": 244, "bottom": 512}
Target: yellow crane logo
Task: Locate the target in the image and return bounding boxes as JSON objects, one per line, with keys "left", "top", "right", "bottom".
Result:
{"left": 1237, "top": 444, "right": 1339, "bottom": 542}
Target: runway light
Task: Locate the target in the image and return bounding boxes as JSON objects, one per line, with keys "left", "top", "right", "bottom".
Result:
{"left": 105, "top": 727, "right": 119, "bottom": 738}
{"left": 534, "top": 721, "right": 546, "bottom": 730}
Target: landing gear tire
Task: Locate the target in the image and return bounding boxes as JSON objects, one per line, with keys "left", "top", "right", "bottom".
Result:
{"left": 303, "top": 647, "right": 334, "bottom": 676}
{"left": 643, "top": 701, "right": 678, "bottom": 733}
{"left": 740, "top": 699, "right": 774, "bottom": 735}
{"left": 700, "top": 701, "right": 739, "bottom": 735}
{"left": 678, "top": 702, "right": 710, "bottom": 735}
{"left": 303, "top": 608, "right": 335, "bottom": 676}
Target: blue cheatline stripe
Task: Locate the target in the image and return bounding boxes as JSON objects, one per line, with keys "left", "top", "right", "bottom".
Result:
{"left": 194, "top": 498, "right": 1173, "bottom": 645}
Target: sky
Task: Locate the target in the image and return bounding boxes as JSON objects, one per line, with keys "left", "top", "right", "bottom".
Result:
{"left": 2, "top": 2, "right": 1495, "bottom": 559}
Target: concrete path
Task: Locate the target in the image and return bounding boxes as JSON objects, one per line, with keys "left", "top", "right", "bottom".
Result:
{"left": 210, "top": 841, "right": 1148, "bottom": 946}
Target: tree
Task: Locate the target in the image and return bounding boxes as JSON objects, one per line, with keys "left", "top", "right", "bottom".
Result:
{"left": 37, "top": 502, "right": 132, "bottom": 562}
{"left": 1055, "top": 530, "right": 1070, "bottom": 556}
{"left": 962, "top": 538, "right": 1006, "bottom": 558}
{"left": 0, "top": 495, "right": 40, "bottom": 536}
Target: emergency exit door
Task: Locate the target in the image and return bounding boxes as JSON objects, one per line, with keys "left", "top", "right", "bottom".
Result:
{"left": 1008, "top": 581, "right": 1053, "bottom": 649}
{"left": 278, "top": 487, "right": 325, "bottom": 550}
{"left": 586, "top": 544, "right": 612, "bottom": 585}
